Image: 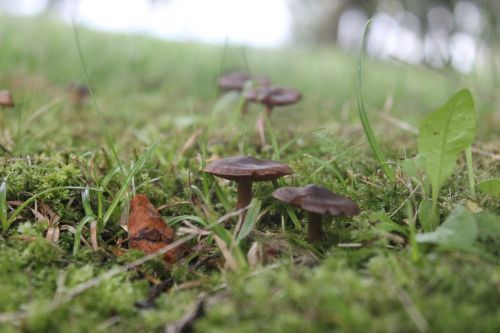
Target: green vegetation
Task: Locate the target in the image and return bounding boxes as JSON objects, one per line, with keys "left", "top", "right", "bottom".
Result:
{"left": 0, "top": 16, "right": 499, "bottom": 333}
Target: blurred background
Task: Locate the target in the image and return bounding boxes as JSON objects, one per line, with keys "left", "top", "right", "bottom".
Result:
{"left": 1, "top": 0, "right": 499, "bottom": 74}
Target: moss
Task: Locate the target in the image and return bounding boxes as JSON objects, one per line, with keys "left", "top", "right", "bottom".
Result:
{"left": 198, "top": 252, "right": 500, "bottom": 333}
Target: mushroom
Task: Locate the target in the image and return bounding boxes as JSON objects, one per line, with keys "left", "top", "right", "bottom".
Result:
{"left": 243, "top": 86, "right": 301, "bottom": 147}
{"left": 204, "top": 156, "right": 293, "bottom": 216}
{"left": 0, "top": 90, "right": 15, "bottom": 108}
{"left": 272, "top": 184, "right": 360, "bottom": 243}
{"left": 218, "top": 71, "right": 271, "bottom": 92}
{"left": 218, "top": 71, "right": 271, "bottom": 116}
{"left": 68, "top": 83, "right": 90, "bottom": 108}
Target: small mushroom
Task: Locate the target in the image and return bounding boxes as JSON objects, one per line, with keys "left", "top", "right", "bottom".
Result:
{"left": 0, "top": 90, "right": 15, "bottom": 108}
{"left": 218, "top": 71, "right": 271, "bottom": 92}
{"left": 272, "top": 184, "right": 360, "bottom": 243}
{"left": 243, "top": 86, "right": 301, "bottom": 147}
{"left": 218, "top": 72, "right": 271, "bottom": 116}
{"left": 68, "top": 83, "right": 90, "bottom": 108}
{"left": 204, "top": 156, "right": 293, "bottom": 216}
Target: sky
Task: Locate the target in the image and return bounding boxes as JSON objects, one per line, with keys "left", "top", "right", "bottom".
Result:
{"left": 0, "top": 0, "right": 483, "bottom": 73}
{"left": 2, "top": 0, "right": 292, "bottom": 47}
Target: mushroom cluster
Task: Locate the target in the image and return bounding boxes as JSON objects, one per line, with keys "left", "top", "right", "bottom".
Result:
{"left": 218, "top": 71, "right": 301, "bottom": 147}
{"left": 204, "top": 154, "right": 360, "bottom": 243}
{"left": 210, "top": 71, "right": 360, "bottom": 244}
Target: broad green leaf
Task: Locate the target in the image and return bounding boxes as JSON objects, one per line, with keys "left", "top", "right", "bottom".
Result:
{"left": 478, "top": 178, "right": 500, "bottom": 198}
{"left": 416, "top": 206, "right": 477, "bottom": 249}
{"left": 475, "top": 212, "right": 500, "bottom": 242}
{"left": 418, "top": 89, "right": 476, "bottom": 199}
{"left": 417, "top": 199, "right": 433, "bottom": 232}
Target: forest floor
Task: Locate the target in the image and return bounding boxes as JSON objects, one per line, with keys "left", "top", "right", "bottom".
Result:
{"left": 0, "top": 17, "right": 499, "bottom": 333}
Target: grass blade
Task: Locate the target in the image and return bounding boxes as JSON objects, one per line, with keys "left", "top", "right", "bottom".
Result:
{"left": 7, "top": 186, "right": 102, "bottom": 230}
{"left": 236, "top": 199, "right": 261, "bottom": 243}
{"left": 102, "top": 140, "right": 160, "bottom": 226}
{"left": 356, "top": 20, "right": 395, "bottom": 182}
{"left": 81, "top": 189, "right": 95, "bottom": 217}
{"left": 166, "top": 215, "right": 208, "bottom": 227}
{"left": 73, "top": 215, "right": 94, "bottom": 255}
{"left": 465, "top": 146, "right": 476, "bottom": 200}
{"left": 0, "top": 181, "right": 8, "bottom": 233}
{"left": 72, "top": 22, "right": 125, "bottom": 178}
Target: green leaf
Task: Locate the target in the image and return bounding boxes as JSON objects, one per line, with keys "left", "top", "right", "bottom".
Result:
{"left": 236, "top": 199, "right": 261, "bottom": 243}
{"left": 356, "top": 19, "right": 395, "bottom": 181}
{"left": 73, "top": 215, "right": 94, "bottom": 255}
{"left": 81, "top": 189, "right": 95, "bottom": 217}
{"left": 418, "top": 199, "right": 433, "bottom": 232}
{"left": 478, "top": 178, "right": 500, "bottom": 198}
{"left": 418, "top": 89, "right": 476, "bottom": 228}
{"left": 475, "top": 212, "right": 500, "bottom": 242}
{"left": 102, "top": 140, "right": 159, "bottom": 227}
{"left": 416, "top": 206, "right": 478, "bottom": 250}
{"left": 418, "top": 89, "right": 476, "bottom": 191}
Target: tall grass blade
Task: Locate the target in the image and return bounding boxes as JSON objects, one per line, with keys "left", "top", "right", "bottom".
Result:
{"left": 0, "top": 181, "right": 8, "bottom": 233}
{"left": 236, "top": 199, "right": 261, "bottom": 243}
{"left": 72, "top": 23, "right": 125, "bottom": 178}
{"left": 73, "top": 215, "right": 94, "bottom": 255}
{"left": 356, "top": 20, "right": 395, "bottom": 181}
{"left": 81, "top": 189, "right": 95, "bottom": 217}
{"left": 102, "top": 140, "right": 160, "bottom": 226}
{"left": 7, "top": 186, "right": 102, "bottom": 230}
{"left": 465, "top": 146, "right": 476, "bottom": 200}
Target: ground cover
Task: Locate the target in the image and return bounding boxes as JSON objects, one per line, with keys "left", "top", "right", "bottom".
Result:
{"left": 0, "top": 16, "right": 499, "bottom": 333}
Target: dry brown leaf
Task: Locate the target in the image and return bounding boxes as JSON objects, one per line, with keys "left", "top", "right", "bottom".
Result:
{"left": 127, "top": 194, "right": 179, "bottom": 264}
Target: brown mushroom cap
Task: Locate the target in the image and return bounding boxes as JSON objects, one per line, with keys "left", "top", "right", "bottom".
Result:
{"left": 218, "top": 72, "right": 271, "bottom": 91}
{"left": 244, "top": 86, "right": 301, "bottom": 107}
{"left": 70, "top": 83, "right": 90, "bottom": 96}
{"left": 218, "top": 72, "right": 251, "bottom": 91}
{"left": 204, "top": 156, "right": 293, "bottom": 181}
{"left": 0, "top": 90, "right": 15, "bottom": 107}
{"left": 272, "top": 185, "right": 360, "bottom": 217}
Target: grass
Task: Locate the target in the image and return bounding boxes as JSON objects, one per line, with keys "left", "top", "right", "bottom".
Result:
{"left": 0, "top": 15, "right": 499, "bottom": 332}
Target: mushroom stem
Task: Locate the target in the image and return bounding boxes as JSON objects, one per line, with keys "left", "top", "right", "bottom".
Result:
{"left": 307, "top": 211, "right": 323, "bottom": 242}
{"left": 236, "top": 179, "right": 253, "bottom": 212}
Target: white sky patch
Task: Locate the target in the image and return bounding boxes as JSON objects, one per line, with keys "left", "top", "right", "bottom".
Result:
{"left": 0, "top": 0, "right": 484, "bottom": 72}
{"left": 0, "top": 0, "right": 47, "bottom": 15}
{"left": 71, "top": 0, "right": 291, "bottom": 47}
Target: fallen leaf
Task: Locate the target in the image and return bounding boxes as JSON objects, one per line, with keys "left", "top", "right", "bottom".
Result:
{"left": 128, "top": 194, "right": 179, "bottom": 263}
